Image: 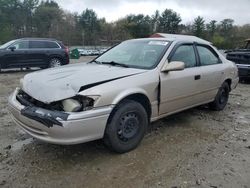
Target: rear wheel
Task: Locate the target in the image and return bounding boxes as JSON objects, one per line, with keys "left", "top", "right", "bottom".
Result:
{"left": 104, "top": 100, "right": 148, "bottom": 153}
{"left": 49, "top": 58, "right": 62, "bottom": 68}
{"left": 209, "top": 82, "right": 230, "bottom": 111}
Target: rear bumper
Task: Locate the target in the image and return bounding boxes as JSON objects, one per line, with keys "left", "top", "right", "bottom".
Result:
{"left": 63, "top": 55, "right": 70, "bottom": 65}
{"left": 236, "top": 64, "right": 250, "bottom": 78}
{"left": 8, "top": 88, "right": 113, "bottom": 145}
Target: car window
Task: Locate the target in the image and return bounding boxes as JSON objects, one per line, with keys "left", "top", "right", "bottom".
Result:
{"left": 170, "top": 45, "right": 196, "bottom": 68}
{"left": 44, "top": 41, "right": 60, "bottom": 48}
{"left": 0, "top": 40, "right": 17, "bottom": 49}
{"left": 30, "top": 41, "right": 46, "bottom": 48}
{"left": 9, "top": 41, "right": 29, "bottom": 49}
{"left": 197, "top": 45, "right": 220, "bottom": 66}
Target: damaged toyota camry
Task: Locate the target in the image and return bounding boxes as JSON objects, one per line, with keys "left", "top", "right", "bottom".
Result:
{"left": 8, "top": 34, "right": 239, "bottom": 153}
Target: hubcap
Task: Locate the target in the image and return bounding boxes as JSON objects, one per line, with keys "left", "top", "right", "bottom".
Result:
{"left": 50, "top": 59, "right": 62, "bottom": 67}
{"left": 117, "top": 112, "right": 140, "bottom": 142}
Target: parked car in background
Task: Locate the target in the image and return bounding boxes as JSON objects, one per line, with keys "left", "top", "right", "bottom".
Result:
{"left": 91, "top": 49, "right": 100, "bottom": 56}
{"left": 99, "top": 48, "right": 108, "bottom": 54}
{"left": 77, "top": 49, "right": 86, "bottom": 56}
{"left": 78, "top": 49, "right": 91, "bottom": 56}
{"left": 9, "top": 35, "right": 238, "bottom": 153}
{"left": 226, "top": 39, "right": 250, "bottom": 80}
{"left": 0, "top": 38, "right": 69, "bottom": 71}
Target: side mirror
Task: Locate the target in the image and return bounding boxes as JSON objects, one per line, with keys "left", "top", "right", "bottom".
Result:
{"left": 161, "top": 61, "right": 185, "bottom": 72}
{"left": 9, "top": 46, "right": 16, "bottom": 51}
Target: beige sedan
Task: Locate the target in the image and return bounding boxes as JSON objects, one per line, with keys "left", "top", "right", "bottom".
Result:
{"left": 8, "top": 34, "right": 239, "bottom": 153}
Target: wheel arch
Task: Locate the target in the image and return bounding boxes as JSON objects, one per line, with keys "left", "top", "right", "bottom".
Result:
{"left": 48, "top": 55, "right": 63, "bottom": 62}
{"left": 108, "top": 91, "right": 152, "bottom": 124}
{"left": 224, "top": 78, "right": 232, "bottom": 91}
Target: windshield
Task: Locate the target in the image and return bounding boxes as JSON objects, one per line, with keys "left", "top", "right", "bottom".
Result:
{"left": 0, "top": 40, "right": 17, "bottom": 49}
{"left": 95, "top": 40, "right": 169, "bottom": 69}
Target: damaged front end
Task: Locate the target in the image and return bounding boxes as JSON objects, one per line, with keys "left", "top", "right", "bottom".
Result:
{"left": 8, "top": 88, "right": 112, "bottom": 145}
{"left": 15, "top": 89, "right": 98, "bottom": 128}
{"left": 21, "top": 106, "right": 68, "bottom": 128}
{"left": 16, "top": 90, "right": 69, "bottom": 128}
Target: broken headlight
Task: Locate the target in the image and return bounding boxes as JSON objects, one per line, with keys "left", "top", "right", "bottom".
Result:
{"left": 61, "top": 96, "right": 99, "bottom": 112}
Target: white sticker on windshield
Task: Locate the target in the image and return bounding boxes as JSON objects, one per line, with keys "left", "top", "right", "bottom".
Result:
{"left": 148, "top": 41, "right": 169, "bottom": 46}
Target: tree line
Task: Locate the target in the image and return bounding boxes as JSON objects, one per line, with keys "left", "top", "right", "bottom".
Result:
{"left": 0, "top": 0, "right": 250, "bottom": 49}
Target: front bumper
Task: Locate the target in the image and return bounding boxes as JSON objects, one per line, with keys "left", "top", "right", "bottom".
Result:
{"left": 236, "top": 64, "right": 250, "bottom": 78}
{"left": 8, "top": 88, "right": 113, "bottom": 145}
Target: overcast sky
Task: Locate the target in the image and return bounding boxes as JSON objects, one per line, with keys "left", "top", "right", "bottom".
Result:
{"left": 55, "top": 0, "right": 250, "bottom": 25}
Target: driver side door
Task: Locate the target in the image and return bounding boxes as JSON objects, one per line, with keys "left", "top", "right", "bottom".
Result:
{"left": 159, "top": 43, "right": 204, "bottom": 115}
{"left": 3, "top": 40, "right": 29, "bottom": 68}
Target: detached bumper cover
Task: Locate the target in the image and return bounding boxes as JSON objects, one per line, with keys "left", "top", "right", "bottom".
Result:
{"left": 8, "top": 88, "right": 113, "bottom": 145}
{"left": 21, "top": 106, "right": 69, "bottom": 128}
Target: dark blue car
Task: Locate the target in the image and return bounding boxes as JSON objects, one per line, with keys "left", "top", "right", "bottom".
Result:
{"left": 0, "top": 38, "right": 69, "bottom": 71}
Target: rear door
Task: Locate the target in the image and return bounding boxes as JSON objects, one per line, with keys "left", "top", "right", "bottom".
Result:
{"left": 27, "top": 40, "right": 61, "bottom": 67}
{"left": 195, "top": 44, "right": 224, "bottom": 101}
{"left": 27, "top": 40, "right": 48, "bottom": 66}
{"left": 3, "top": 40, "right": 29, "bottom": 68}
{"left": 159, "top": 43, "right": 204, "bottom": 115}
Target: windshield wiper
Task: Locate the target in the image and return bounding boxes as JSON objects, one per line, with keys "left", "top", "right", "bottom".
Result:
{"left": 100, "top": 61, "right": 129, "bottom": 68}
{"left": 89, "top": 60, "right": 129, "bottom": 68}
{"left": 89, "top": 60, "right": 102, "bottom": 64}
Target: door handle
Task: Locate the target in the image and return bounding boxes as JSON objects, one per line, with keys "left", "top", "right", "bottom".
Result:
{"left": 194, "top": 75, "right": 201, "bottom": 80}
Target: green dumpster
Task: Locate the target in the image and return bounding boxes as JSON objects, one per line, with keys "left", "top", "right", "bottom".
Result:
{"left": 70, "top": 48, "right": 80, "bottom": 59}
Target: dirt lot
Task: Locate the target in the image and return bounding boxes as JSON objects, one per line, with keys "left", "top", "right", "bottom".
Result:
{"left": 0, "top": 56, "right": 250, "bottom": 188}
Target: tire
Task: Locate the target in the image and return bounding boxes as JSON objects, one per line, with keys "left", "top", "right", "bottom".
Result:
{"left": 49, "top": 58, "right": 62, "bottom": 68}
{"left": 104, "top": 99, "right": 148, "bottom": 153}
{"left": 209, "top": 82, "right": 230, "bottom": 111}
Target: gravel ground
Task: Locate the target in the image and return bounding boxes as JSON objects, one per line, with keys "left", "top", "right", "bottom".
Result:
{"left": 0, "top": 56, "right": 250, "bottom": 188}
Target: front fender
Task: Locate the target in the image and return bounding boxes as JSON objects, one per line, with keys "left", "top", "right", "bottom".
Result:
{"left": 111, "top": 88, "right": 149, "bottom": 105}
{"left": 78, "top": 69, "right": 159, "bottom": 108}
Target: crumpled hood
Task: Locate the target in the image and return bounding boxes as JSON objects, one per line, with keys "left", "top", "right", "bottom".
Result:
{"left": 22, "top": 63, "right": 146, "bottom": 103}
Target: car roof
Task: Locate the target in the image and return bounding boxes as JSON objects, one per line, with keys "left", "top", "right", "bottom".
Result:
{"left": 18, "top": 38, "right": 60, "bottom": 42}
{"left": 129, "top": 33, "right": 211, "bottom": 45}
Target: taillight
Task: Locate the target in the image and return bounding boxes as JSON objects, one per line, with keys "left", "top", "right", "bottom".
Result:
{"left": 65, "top": 47, "right": 69, "bottom": 55}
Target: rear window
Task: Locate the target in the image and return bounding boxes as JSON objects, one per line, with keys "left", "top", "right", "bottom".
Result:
{"left": 30, "top": 41, "right": 60, "bottom": 49}
{"left": 197, "top": 45, "right": 220, "bottom": 66}
{"left": 44, "top": 41, "right": 60, "bottom": 48}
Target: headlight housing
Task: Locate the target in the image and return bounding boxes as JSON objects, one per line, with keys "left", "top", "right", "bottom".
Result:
{"left": 61, "top": 95, "right": 99, "bottom": 112}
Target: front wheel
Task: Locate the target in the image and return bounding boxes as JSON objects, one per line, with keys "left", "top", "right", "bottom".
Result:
{"left": 104, "top": 100, "right": 148, "bottom": 153}
{"left": 49, "top": 58, "right": 62, "bottom": 68}
{"left": 209, "top": 82, "right": 230, "bottom": 111}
